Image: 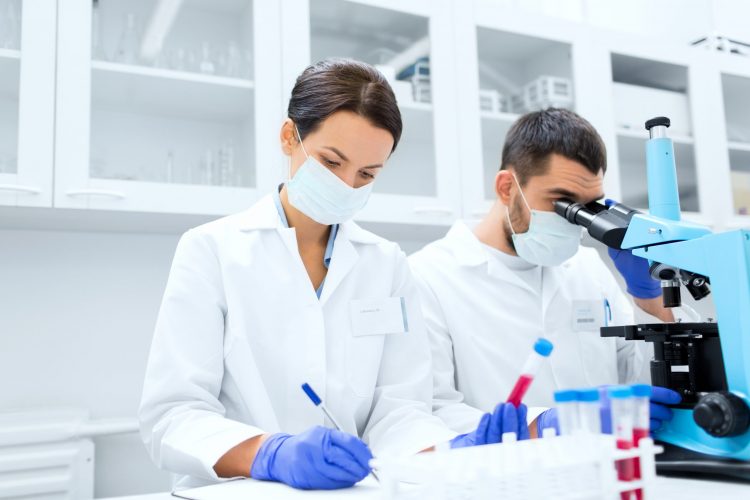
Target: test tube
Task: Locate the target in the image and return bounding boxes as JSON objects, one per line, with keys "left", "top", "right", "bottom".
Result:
{"left": 631, "top": 384, "right": 652, "bottom": 500}
{"left": 554, "top": 389, "right": 579, "bottom": 436}
{"left": 506, "top": 338, "right": 554, "bottom": 407}
{"left": 608, "top": 386, "right": 635, "bottom": 500}
{"left": 577, "top": 388, "right": 602, "bottom": 434}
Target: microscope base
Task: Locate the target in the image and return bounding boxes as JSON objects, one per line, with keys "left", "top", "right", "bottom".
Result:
{"left": 656, "top": 441, "right": 750, "bottom": 482}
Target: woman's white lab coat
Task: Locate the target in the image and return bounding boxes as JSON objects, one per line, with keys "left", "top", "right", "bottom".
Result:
{"left": 139, "top": 194, "right": 455, "bottom": 488}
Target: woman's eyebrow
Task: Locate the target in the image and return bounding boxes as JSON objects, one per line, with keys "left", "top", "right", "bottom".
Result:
{"left": 322, "top": 146, "right": 349, "bottom": 162}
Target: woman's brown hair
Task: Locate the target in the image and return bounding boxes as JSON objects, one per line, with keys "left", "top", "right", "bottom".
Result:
{"left": 288, "top": 58, "right": 403, "bottom": 153}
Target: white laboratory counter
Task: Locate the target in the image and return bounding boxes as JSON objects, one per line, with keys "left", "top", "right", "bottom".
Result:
{"left": 104, "top": 475, "right": 750, "bottom": 500}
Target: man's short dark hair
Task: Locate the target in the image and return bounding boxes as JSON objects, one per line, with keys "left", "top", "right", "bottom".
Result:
{"left": 500, "top": 108, "right": 606, "bottom": 185}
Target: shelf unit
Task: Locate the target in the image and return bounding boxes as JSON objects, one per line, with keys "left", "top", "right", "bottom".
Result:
{"left": 0, "top": 0, "right": 748, "bottom": 235}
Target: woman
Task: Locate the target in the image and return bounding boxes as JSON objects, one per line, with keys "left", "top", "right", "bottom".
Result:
{"left": 139, "top": 58, "right": 528, "bottom": 491}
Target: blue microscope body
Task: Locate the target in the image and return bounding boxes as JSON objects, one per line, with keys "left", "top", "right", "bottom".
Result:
{"left": 555, "top": 117, "right": 750, "bottom": 477}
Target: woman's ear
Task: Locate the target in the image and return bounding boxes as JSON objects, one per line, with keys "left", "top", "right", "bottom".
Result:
{"left": 495, "top": 169, "right": 514, "bottom": 206}
{"left": 280, "top": 119, "right": 297, "bottom": 156}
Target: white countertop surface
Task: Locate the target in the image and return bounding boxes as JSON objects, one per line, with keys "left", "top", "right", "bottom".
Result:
{"left": 103, "top": 475, "right": 750, "bottom": 500}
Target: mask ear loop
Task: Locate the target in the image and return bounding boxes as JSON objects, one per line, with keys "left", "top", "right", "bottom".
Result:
{"left": 506, "top": 172, "right": 531, "bottom": 235}
{"left": 289, "top": 124, "right": 310, "bottom": 182}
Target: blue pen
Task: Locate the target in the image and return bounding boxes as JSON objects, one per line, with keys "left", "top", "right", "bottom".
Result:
{"left": 301, "top": 382, "right": 379, "bottom": 482}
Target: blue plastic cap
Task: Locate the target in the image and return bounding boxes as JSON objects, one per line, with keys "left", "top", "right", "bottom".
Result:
{"left": 554, "top": 389, "right": 577, "bottom": 403}
{"left": 607, "top": 385, "right": 633, "bottom": 399}
{"left": 533, "top": 338, "right": 554, "bottom": 357}
{"left": 577, "top": 388, "right": 601, "bottom": 402}
{"left": 630, "top": 384, "right": 653, "bottom": 398}
{"left": 301, "top": 383, "right": 322, "bottom": 406}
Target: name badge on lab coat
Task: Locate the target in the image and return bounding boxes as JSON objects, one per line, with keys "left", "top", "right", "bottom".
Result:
{"left": 571, "top": 300, "right": 606, "bottom": 332}
{"left": 350, "top": 297, "right": 409, "bottom": 337}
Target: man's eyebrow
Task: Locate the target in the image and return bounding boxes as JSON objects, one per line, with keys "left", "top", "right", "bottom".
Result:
{"left": 547, "top": 187, "right": 605, "bottom": 202}
{"left": 547, "top": 187, "right": 579, "bottom": 199}
{"left": 322, "top": 146, "right": 349, "bottom": 162}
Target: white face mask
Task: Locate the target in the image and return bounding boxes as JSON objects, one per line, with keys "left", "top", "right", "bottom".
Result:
{"left": 286, "top": 126, "right": 374, "bottom": 225}
{"left": 506, "top": 173, "right": 582, "bottom": 267}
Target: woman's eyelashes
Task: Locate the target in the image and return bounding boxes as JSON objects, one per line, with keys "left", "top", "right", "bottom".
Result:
{"left": 320, "top": 155, "right": 375, "bottom": 180}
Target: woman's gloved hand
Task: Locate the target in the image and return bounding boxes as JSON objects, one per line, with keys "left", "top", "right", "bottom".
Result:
{"left": 450, "top": 402, "right": 529, "bottom": 448}
{"left": 250, "top": 426, "right": 372, "bottom": 490}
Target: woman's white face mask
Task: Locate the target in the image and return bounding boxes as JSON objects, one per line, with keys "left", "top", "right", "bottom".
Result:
{"left": 286, "top": 125, "right": 374, "bottom": 225}
{"left": 505, "top": 173, "right": 582, "bottom": 267}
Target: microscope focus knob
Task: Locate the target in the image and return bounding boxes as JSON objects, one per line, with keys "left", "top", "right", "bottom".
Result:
{"left": 693, "top": 392, "right": 750, "bottom": 437}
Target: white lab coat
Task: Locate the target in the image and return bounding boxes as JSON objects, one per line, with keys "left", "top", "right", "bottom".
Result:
{"left": 139, "top": 194, "right": 455, "bottom": 489}
{"left": 409, "top": 221, "right": 643, "bottom": 433}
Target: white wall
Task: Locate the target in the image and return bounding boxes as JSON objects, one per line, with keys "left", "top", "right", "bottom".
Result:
{"left": 0, "top": 229, "right": 178, "bottom": 497}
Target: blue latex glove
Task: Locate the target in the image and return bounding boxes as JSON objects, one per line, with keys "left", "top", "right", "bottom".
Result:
{"left": 450, "top": 403, "right": 529, "bottom": 448}
{"left": 535, "top": 408, "right": 559, "bottom": 436}
{"left": 599, "top": 385, "right": 682, "bottom": 434}
{"left": 650, "top": 386, "right": 682, "bottom": 431}
{"left": 604, "top": 199, "right": 661, "bottom": 299}
{"left": 250, "top": 426, "right": 372, "bottom": 490}
{"left": 607, "top": 247, "right": 661, "bottom": 299}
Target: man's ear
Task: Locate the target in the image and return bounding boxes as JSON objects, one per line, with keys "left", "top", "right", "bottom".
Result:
{"left": 280, "top": 119, "right": 298, "bottom": 156}
{"left": 495, "top": 169, "right": 514, "bottom": 206}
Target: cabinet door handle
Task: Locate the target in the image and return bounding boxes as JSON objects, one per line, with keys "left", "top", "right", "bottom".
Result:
{"left": 0, "top": 184, "right": 41, "bottom": 195}
{"left": 66, "top": 189, "right": 126, "bottom": 200}
{"left": 413, "top": 206, "right": 453, "bottom": 216}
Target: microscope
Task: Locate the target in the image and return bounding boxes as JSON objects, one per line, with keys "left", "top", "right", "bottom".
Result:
{"left": 554, "top": 117, "right": 750, "bottom": 480}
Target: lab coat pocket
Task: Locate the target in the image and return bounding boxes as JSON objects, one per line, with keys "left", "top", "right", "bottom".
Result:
{"left": 573, "top": 299, "right": 618, "bottom": 385}
{"left": 347, "top": 297, "right": 400, "bottom": 397}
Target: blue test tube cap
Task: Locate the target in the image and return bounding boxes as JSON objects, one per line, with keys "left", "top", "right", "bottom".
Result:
{"left": 631, "top": 384, "right": 653, "bottom": 398}
{"left": 607, "top": 385, "right": 633, "bottom": 399}
{"left": 577, "top": 388, "right": 600, "bottom": 402}
{"left": 554, "top": 389, "right": 577, "bottom": 403}
{"left": 533, "top": 338, "right": 554, "bottom": 357}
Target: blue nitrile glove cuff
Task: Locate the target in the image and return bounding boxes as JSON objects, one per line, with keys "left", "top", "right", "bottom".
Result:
{"left": 250, "top": 432, "right": 291, "bottom": 481}
{"left": 450, "top": 403, "right": 529, "bottom": 448}
{"left": 536, "top": 408, "right": 559, "bottom": 436}
{"left": 608, "top": 247, "right": 662, "bottom": 299}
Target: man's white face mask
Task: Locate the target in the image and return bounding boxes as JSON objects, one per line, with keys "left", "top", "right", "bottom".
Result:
{"left": 505, "top": 173, "right": 582, "bottom": 266}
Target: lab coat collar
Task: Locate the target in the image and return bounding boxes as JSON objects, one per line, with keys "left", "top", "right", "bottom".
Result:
{"left": 446, "top": 221, "right": 489, "bottom": 267}
{"left": 238, "top": 194, "right": 384, "bottom": 246}
{"left": 446, "top": 220, "right": 541, "bottom": 294}
{"left": 238, "top": 194, "right": 285, "bottom": 231}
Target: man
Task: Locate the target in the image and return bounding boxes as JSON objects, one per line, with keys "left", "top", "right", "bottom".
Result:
{"left": 409, "top": 108, "right": 680, "bottom": 436}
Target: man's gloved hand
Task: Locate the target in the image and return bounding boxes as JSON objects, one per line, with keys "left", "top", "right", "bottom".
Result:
{"left": 250, "top": 426, "right": 372, "bottom": 490}
{"left": 450, "top": 402, "right": 529, "bottom": 448}
{"left": 599, "top": 385, "right": 682, "bottom": 434}
{"left": 650, "top": 386, "right": 682, "bottom": 431}
{"left": 603, "top": 199, "right": 661, "bottom": 299}
{"left": 535, "top": 408, "right": 559, "bottom": 436}
{"left": 607, "top": 247, "right": 661, "bottom": 299}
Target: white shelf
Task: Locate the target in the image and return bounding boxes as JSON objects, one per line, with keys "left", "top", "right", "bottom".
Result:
{"left": 400, "top": 100, "right": 432, "bottom": 112}
{"left": 728, "top": 141, "right": 750, "bottom": 153}
{"left": 616, "top": 127, "right": 694, "bottom": 145}
{"left": 91, "top": 61, "right": 254, "bottom": 122}
{"left": 0, "top": 48, "right": 21, "bottom": 60}
{"left": 480, "top": 110, "right": 520, "bottom": 122}
{"left": 0, "top": 50, "right": 21, "bottom": 98}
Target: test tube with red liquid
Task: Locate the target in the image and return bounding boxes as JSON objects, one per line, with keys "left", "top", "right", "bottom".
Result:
{"left": 506, "top": 338, "right": 554, "bottom": 407}
{"left": 631, "top": 384, "right": 652, "bottom": 500}
{"left": 609, "top": 385, "right": 635, "bottom": 500}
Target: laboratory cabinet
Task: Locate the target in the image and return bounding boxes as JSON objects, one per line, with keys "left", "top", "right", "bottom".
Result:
{"left": 0, "top": 0, "right": 56, "bottom": 208}
{"left": 54, "top": 0, "right": 283, "bottom": 215}
{"left": 0, "top": 0, "right": 748, "bottom": 232}
{"left": 280, "top": 0, "right": 463, "bottom": 225}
